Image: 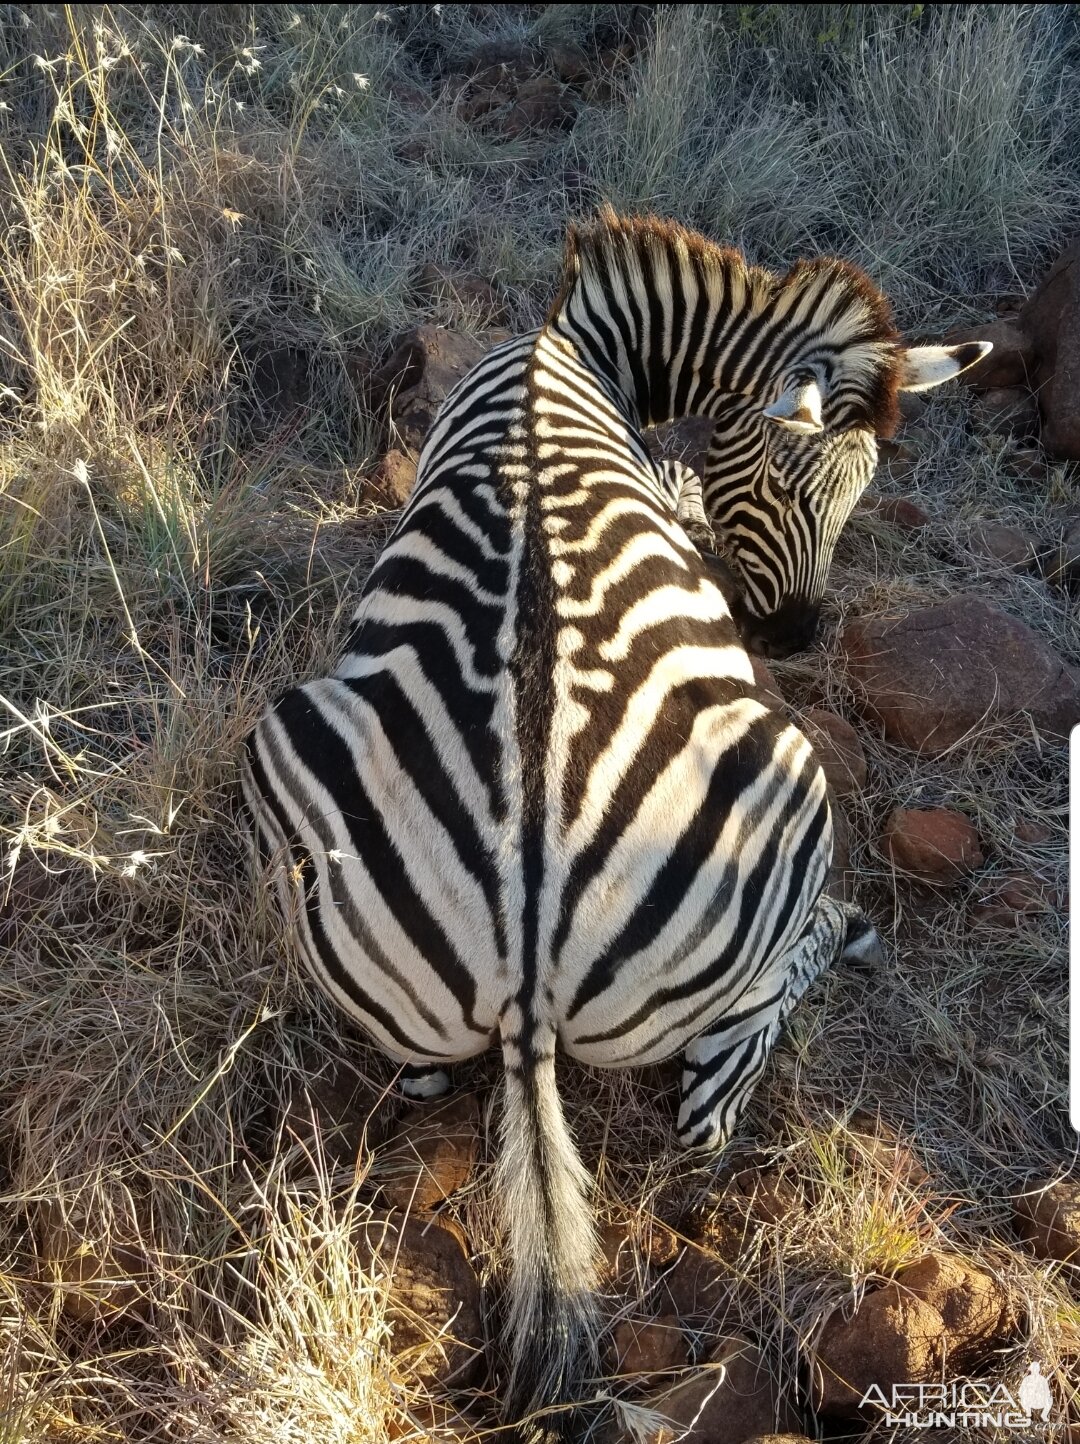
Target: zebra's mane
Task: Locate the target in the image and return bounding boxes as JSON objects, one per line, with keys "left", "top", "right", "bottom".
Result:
{"left": 554, "top": 206, "right": 902, "bottom": 436}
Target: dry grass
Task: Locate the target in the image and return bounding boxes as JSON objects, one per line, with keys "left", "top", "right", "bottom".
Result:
{"left": 0, "top": 5, "right": 1076, "bottom": 1442}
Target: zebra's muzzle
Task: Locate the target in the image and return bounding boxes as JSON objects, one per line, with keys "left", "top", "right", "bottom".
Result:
{"left": 743, "top": 597, "right": 822, "bottom": 660}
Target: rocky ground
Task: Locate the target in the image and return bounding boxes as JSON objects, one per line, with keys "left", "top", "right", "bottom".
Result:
{"left": 0, "top": 7, "right": 1077, "bottom": 1444}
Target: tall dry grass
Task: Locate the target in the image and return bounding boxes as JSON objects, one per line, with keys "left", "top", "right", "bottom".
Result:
{"left": 0, "top": 5, "right": 1077, "bottom": 1441}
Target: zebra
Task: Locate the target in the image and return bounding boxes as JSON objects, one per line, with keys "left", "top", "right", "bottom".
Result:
{"left": 241, "top": 209, "right": 989, "bottom": 1442}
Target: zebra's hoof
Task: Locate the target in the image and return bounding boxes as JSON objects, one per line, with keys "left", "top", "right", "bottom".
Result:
{"left": 398, "top": 1064, "right": 451, "bottom": 1100}
{"left": 841, "top": 917, "right": 884, "bottom": 970}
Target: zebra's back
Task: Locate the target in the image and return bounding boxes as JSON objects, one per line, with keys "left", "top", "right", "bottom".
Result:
{"left": 245, "top": 327, "right": 830, "bottom": 1070}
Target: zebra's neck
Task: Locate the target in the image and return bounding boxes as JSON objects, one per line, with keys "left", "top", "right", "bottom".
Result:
{"left": 546, "top": 209, "right": 898, "bottom": 433}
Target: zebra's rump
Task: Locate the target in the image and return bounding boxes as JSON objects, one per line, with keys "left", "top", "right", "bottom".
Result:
{"left": 245, "top": 658, "right": 831, "bottom": 1069}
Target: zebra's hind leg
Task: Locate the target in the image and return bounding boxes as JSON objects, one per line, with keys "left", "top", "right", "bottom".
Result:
{"left": 676, "top": 895, "right": 879, "bottom": 1153}
{"left": 398, "top": 1062, "right": 451, "bottom": 1100}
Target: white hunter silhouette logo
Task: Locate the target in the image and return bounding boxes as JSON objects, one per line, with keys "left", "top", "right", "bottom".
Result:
{"left": 858, "top": 1363, "right": 1054, "bottom": 1427}
{"left": 1018, "top": 1362, "right": 1053, "bottom": 1422}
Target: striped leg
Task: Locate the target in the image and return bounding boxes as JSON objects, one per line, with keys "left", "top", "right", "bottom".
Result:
{"left": 659, "top": 458, "right": 716, "bottom": 553}
{"left": 398, "top": 1062, "right": 452, "bottom": 1100}
{"left": 676, "top": 896, "right": 880, "bottom": 1152}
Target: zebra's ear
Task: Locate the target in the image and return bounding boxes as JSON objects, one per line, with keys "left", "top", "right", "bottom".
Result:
{"left": 898, "top": 341, "right": 993, "bottom": 392}
{"left": 763, "top": 379, "right": 824, "bottom": 434}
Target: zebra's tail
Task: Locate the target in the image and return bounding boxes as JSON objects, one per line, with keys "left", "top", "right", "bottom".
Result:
{"left": 496, "top": 1017, "right": 599, "bottom": 1442}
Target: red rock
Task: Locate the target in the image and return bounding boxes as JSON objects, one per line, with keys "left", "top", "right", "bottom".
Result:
{"left": 968, "top": 520, "right": 1036, "bottom": 570}
{"left": 599, "top": 1213, "right": 679, "bottom": 1290}
{"left": 855, "top": 494, "right": 930, "bottom": 529}
{"left": 457, "top": 84, "right": 504, "bottom": 122}
{"left": 548, "top": 40, "right": 591, "bottom": 83}
{"left": 743, "top": 1437, "right": 816, "bottom": 1444}
{"left": 970, "top": 386, "right": 1039, "bottom": 439}
{"left": 1014, "top": 1179, "right": 1080, "bottom": 1262}
{"left": 942, "top": 318, "right": 1034, "bottom": 390}
{"left": 372, "top": 325, "right": 492, "bottom": 459}
{"left": 844, "top": 1111, "right": 930, "bottom": 1188}
{"left": 598, "top": 1221, "right": 635, "bottom": 1289}
{"left": 250, "top": 345, "right": 309, "bottom": 416}
{"left": 880, "top": 807, "right": 983, "bottom": 883}
{"left": 631, "top": 1335, "right": 800, "bottom": 1443}
{"left": 750, "top": 656, "right": 784, "bottom": 709}
{"left": 393, "top": 135, "right": 431, "bottom": 164}
{"left": 895, "top": 1252, "right": 1015, "bottom": 1368}
{"left": 499, "top": 77, "right": 576, "bottom": 135}
{"left": 613, "top": 1316, "right": 689, "bottom": 1380}
{"left": 467, "top": 40, "right": 542, "bottom": 76}
{"left": 1046, "top": 516, "right": 1080, "bottom": 589}
{"left": 1010, "top": 446, "right": 1047, "bottom": 481}
{"left": 375, "top": 1092, "right": 480, "bottom": 1211}
{"left": 728, "top": 1167, "right": 805, "bottom": 1225}
{"left": 972, "top": 869, "right": 1055, "bottom": 928}
{"left": 387, "top": 80, "right": 430, "bottom": 112}
{"left": 802, "top": 709, "right": 867, "bottom": 798}
{"left": 371, "top": 447, "right": 418, "bottom": 507}
{"left": 876, "top": 438, "right": 923, "bottom": 483}
{"left": 580, "top": 75, "right": 617, "bottom": 105}
{"left": 35, "top": 1198, "right": 149, "bottom": 1324}
{"left": 282, "top": 1057, "right": 381, "bottom": 1165}
{"left": 374, "top": 324, "right": 489, "bottom": 416}
{"left": 358, "top": 1212, "right": 483, "bottom": 1385}
{"left": 844, "top": 595, "right": 1080, "bottom": 753}
{"left": 658, "top": 1238, "right": 730, "bottom": 1320}
{"left": 639, "top": 1217, "right": 681, "bottom": 1268}
{"left": 1014, "top": 819, "right": 1053, "bottom": 845}
{"left": 828, "top": 789, "right": 854, "bottom": 902}
{"left": 1020, "top": 239, "right": 1080, "bottom": 460}
{"left": 415, "top": 263, "right": 507, "bottom": 322}
{"left": 812, "top": 1284, "right": 945, "bottom": 1417}
{"left": 691, "top": 1208, "right": 748, "bottom": 1259}
{"left": 898, "top": 390, "right": 928, "bottom": 423}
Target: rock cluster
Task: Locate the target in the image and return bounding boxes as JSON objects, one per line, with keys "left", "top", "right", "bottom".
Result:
{"left": 813, "top": 1253, "right": 1016, "bottom": 1417}
{"left": 357, "top": 1092, "right": 485, "bottom": 1389}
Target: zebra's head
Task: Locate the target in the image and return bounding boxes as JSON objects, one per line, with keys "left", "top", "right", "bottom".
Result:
{"left": 703, "top": 336, "right": 991, "bottom": 659}
{"left": 551, "top": 211, "right": 992, "bottom": 656}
